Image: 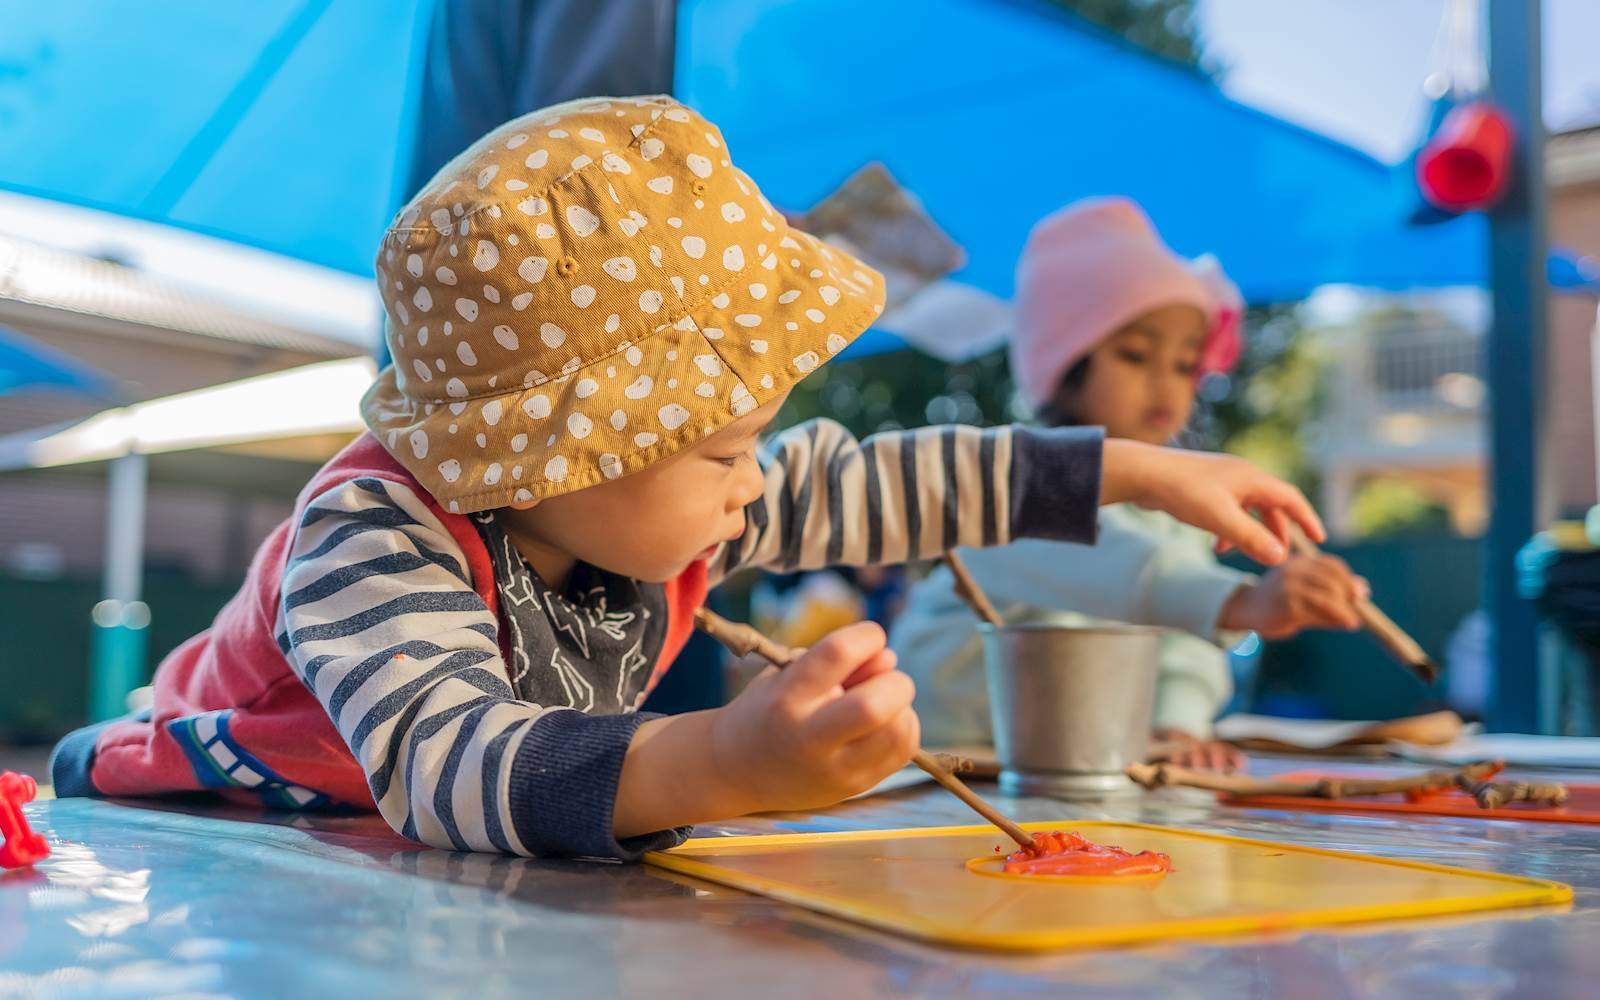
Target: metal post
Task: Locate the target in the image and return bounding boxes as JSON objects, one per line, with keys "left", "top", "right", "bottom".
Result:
{"left": 89, "top": 451, "right": 150, "bottom": 721}
{"left": 1591, "top": 303, "right": 1600, "bottom": 503}
{"left": 1485, "top": 0, "right": 1550, "bottom": 733}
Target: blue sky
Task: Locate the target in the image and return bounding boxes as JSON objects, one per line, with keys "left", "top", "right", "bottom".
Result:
{"left": 1197, "top": 0, "right": 1600, "bottom": 163}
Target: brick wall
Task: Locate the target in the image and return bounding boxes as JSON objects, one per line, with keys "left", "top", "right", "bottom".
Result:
{"left": 1549, "top": 178, "right": 1600, "bottom": 514}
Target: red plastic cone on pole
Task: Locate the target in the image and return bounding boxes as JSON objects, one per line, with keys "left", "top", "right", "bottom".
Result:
{"left": 1417, "top": 102, "right": 1515, "bottom": 211}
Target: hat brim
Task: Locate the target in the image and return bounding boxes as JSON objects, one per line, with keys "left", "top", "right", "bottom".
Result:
{"left": 362, "top": 228, "right": 884, "bottom": 514}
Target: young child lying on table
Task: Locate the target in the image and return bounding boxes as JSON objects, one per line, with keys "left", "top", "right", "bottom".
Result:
{"left": 51, "top": 98, "right": 1323, "bottom": 859}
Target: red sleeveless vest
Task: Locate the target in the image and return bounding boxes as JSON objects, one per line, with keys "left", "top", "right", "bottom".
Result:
{"left": 83, "top": 433, "right": 708, "bottom": 807}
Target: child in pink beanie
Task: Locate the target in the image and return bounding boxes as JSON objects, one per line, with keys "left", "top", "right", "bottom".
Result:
{"left": 894, "top": 198, "right": 1368, "bottom": 771}
{"left": 1010, "top": 197, "right": 1243, "bottom": 421}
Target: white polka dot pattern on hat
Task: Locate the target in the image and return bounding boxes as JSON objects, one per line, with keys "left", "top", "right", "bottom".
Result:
{"left": 366, "top": 96, "right": 885, "bottom": 513}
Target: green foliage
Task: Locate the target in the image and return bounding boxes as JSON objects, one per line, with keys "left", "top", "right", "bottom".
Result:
{"left": 1043, "top": 0, "right": 1216, "bottom": 73}
{"left": 1190, "top": 305, "right": 1325, "bottom": 496}
{"left": 775, "top": 346, "right": 1019, "bottom": 437}
{"left": 1347, "top": 479, "right": 1454, "bottom": 539}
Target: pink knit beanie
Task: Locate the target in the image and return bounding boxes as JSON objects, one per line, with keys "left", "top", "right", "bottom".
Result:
{"left": 1009, "top": 197, "right": 1242, "bottom": 410}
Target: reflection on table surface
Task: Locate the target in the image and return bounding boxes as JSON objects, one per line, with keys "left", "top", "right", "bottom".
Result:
{"left": 6, "top": 756, "right": 1600, "bottom": 998}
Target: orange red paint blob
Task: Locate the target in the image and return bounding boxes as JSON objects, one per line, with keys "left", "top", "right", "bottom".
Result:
{"left": 1000, "top": 831, "right": 1173, "bottom": 878}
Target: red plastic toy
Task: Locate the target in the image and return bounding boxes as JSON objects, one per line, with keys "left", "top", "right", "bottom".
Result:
{"left": 0, "top": 771, "right": 49, "bottom": 869}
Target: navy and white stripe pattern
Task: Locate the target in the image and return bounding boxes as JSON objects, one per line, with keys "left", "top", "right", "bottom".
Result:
{"left": 275, "top": 420, "right": 1101, "bottom": 858}
{"left": 710, "top": 419, "right": 1103, "bottom": 584}
{"left": 277, "top": 476, "right": 680, "bottom": 859}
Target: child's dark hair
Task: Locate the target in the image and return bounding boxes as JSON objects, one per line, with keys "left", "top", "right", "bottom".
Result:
{"left": 1034, "top": 357, "right": 1092, "bottom": 428}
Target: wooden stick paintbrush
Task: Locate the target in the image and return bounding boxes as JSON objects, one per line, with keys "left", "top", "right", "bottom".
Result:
{"left": 1287, "top": 529, "right": 1441, "bottom": 683}
{"left": 1126, "top": 760, "right": 1501, "bottom": 798}
{"left": 693, "top": 607, "right": 1035, "bottom": 851}
{"left": 1125, "top": 759, "right": 1568, "bottom": 808}
{"left": 946, "top": 550, "right": 1006, "bottom": 629}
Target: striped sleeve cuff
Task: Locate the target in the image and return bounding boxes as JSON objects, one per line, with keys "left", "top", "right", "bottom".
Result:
{"left": 506, "top": 709, "right": 690, "bottom": 860}
{"left": 1009, "top": 425, "right": 1104, "bottom": 545}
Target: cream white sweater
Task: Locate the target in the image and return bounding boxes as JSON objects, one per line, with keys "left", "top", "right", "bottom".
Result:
{"left": 891, "top": 504, "right": 1253, "bottom": 744}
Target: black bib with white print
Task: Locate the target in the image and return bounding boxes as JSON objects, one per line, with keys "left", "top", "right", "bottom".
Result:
{"left": 473, "top": 511, "right": 669, "bottom": 714}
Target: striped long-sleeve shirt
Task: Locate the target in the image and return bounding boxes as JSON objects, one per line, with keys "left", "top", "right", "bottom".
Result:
{"left": 270, "top": 419, "right": 1100, "bottom": 858}
{"left": 710, "top": 419, "right": 1100, "bottom": 581}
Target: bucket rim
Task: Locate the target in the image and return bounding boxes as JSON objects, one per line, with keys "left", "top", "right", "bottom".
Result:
{"left": 976, "top": 622, "right": 1164, "bottom": 637}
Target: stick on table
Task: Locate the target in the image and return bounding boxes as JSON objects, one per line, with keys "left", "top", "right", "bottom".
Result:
{"left": 694, "top": 607, "right": 1035, "bottom": 850}
{"left": 1124, "top": 759, "right": 1567, "bottom": 808}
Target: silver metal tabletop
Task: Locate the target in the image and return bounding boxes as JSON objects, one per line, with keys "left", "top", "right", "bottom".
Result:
{"left": 5, "top": 758, "right": 1599, "bottom": 998}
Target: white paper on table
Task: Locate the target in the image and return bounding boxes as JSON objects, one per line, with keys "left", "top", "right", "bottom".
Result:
{"left": 1214, "top": 714, "right": 1394, "bottom": 749}
{"left": 1391, "top": 734, "right": 1600, "bottom": 770}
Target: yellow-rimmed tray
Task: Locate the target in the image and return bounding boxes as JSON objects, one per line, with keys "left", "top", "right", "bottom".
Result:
{"left": 644, "top": 820, "right": 1570, "bottom": 951}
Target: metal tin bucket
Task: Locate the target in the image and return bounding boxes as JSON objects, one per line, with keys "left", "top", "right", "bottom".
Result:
{"left": 980, "top": 623, "right": 1160, "bottom": 800}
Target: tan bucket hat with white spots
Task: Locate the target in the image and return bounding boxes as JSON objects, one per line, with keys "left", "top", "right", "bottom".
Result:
{"left": 363, "top": 95, "right": 885, "bottom": 514}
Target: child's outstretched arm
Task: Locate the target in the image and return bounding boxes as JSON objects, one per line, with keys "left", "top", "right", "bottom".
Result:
{"left": 704, "top": 419, "right": 1321, "bottom": 583}
{"left": 705, "top": 419, "right": 1105, "bottom": 583}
